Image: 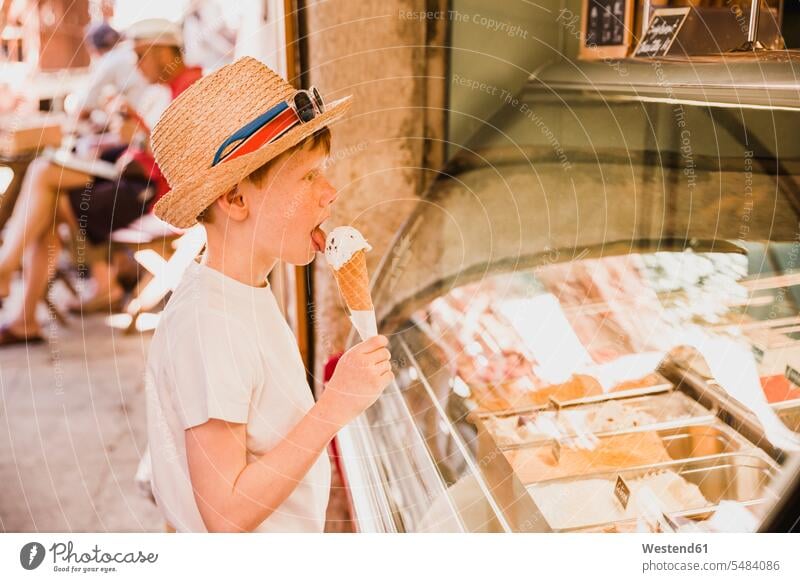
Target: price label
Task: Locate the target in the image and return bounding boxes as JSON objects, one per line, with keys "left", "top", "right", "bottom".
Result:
{"left": 614, "top": 475, "right": 631, "bottom": 510}
{"left": 633, "top": 8, "right": 691, "bottom": 57}
{"left": 517, "top": 413, "right": 537, "bottom": 428}
{"left": 657, "top": 512, "right": 679, "bottom": 533}
{"left": 786, "top": 365, "right": 800, "bottom": 388}
{"left": 551, "top": 439, "right": 562, "bottom": 464}
{"left": 547, "top": 396, "right": 563, "bottom": 415}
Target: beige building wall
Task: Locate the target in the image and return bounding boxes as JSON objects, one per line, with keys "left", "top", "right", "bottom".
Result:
{"left": 304, "top": 0, "right": 447, "bottom": 387}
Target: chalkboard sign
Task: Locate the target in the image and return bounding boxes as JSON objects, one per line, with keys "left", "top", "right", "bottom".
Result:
{"left": 580, "top": 0, "right": 634, "bottom": 59}
{"left": 633, "top": 8, "right": 691, "bottom": 57}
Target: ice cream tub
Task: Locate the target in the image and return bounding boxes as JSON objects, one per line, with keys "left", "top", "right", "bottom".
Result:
{"left": 500, "top": 419, "right": 758, "bottom": 485}
{"left": 473, "top": 390, "right": 714, "bottom": 450}
{"left": 525, "top": 452, "right": 779, "bottom": 532}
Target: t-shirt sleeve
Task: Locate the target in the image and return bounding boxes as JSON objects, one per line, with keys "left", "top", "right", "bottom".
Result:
{"left": 162, "top": 312, "right": 257, "bottom": 430}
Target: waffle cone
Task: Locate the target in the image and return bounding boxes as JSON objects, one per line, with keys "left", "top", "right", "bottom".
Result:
{"left": 333, "top": 250, "right": 372, "bottom": 311}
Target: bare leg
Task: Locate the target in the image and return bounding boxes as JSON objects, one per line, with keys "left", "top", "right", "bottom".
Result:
{"left": 3, "top": 229, "right": 61, "bottom": 338}
{"left": 5, "top": 197, "right": 71, "bottom": 336}
{"left": 0, "top": 158, "right": 91, "bottom": 295}
{"left": 92, "top": 256, "right": 124, "bottom": 299}
{"left": 68, "top": 258, "right": 124, "bottom": 312}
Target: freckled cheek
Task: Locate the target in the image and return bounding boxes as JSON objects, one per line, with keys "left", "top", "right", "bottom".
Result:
{"left": 281, "top": 207, "right": 313, "bottom": 245}
{"left": 299, "top": 198, "right": 320, "bottom": 224}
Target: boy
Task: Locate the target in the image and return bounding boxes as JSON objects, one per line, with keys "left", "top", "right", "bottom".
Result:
{"left": 145, "top": 57, "right": 392, "bottom": 532}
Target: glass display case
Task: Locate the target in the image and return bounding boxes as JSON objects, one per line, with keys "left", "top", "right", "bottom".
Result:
{"left": 335, "top": 59, "right": 800, "bottom": 533}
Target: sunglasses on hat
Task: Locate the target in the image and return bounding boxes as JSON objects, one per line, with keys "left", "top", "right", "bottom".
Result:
{"left": 212, "top": 87, "right": 325, "bottom": 167}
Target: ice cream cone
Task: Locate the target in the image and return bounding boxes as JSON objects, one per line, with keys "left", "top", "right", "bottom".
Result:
{"left": 333, "top": 249, "right": 372, "bottom": 311}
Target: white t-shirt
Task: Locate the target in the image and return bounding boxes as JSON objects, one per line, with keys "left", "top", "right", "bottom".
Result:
{"left": 145, "top": 260, "right": 331, "bottom": 532}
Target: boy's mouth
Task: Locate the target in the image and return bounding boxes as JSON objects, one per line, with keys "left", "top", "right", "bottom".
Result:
{"left": 311, "top": 225, "right": 327, "bottom": 253}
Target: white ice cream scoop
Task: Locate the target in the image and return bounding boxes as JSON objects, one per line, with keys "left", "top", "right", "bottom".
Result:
{"left": 325, "top": 225, "right": 377, "bottom": 340}
{"left": 324, "top": 226, "right": 372, "bottom": 270}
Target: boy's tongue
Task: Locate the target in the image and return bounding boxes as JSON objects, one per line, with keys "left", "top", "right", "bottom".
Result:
{"left": 311, "top": 226, "right": 327, "bottom": 252}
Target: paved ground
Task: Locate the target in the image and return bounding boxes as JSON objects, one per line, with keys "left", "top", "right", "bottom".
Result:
{"left": 0, "top": 286, "right": 352, "bottom": 533}
{"left": 0, "top": 290, "right": 162, "bottom": 532}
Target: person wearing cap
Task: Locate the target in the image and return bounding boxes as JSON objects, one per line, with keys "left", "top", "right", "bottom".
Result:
{"left": 143, "top": 57, "right": 392, "bottom": 532}
{"left": 0, "top": 19, "right": 202, "bottom": 345}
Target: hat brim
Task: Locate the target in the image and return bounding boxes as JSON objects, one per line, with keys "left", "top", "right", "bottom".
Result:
{"left": 153, "top": 95, "right": 353, "bottom": 229}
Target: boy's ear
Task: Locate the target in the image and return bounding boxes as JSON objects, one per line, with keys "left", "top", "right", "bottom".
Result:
{"left": 214, "top": 184, "right": 249, "bottom": 222}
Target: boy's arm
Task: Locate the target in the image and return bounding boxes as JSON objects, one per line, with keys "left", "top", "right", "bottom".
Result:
{"left": 186, "top": 401, "right": 340, "bottom": 532}
{"left": 185, "top": 335, "right": 393, "bottom": 533}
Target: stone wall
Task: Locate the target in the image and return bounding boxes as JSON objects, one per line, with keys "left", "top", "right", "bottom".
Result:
{"left": 304, "top": 0, "right": 447, "bottom": 387}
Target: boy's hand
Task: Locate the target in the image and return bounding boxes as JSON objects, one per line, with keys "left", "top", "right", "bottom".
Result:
{"left": 320, "top": 335, "right": 394, "bottom": 427}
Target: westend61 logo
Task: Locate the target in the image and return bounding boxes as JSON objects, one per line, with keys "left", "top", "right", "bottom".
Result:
{"left": 19, "top": 541, "right": 158, "bottom": 574}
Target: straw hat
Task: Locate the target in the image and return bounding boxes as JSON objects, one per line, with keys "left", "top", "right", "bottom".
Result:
{"left": 150, "top": 57, "right": 352, "bottom": 228}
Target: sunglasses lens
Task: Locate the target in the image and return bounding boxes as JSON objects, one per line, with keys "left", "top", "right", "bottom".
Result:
{"left": 312, "top": 87, "right": 324, "bottom": 112}
{"left": 294, "top": 92, "right": 315, "bottom": 122}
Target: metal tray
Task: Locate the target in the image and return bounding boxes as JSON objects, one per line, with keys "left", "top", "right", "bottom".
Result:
{"left": 575, "top": 500, "right": 769, "bottom": 533}
{"left": 500, "top": 419, "right": 756, "bottom": 485}
{"left": 473, "top": 390, "right": 714, "bottom": 449}
{"left": 469, "top": 378, "right": 676, "bottom": 417}
{"left": 658, "top": 357, "right": 787, "bottom": 462}
{"left": 525, "top": 453, "right": 780, "bottom": 532}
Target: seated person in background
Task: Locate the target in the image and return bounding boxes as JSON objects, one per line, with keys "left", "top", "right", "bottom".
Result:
{"left": 66, "top": 21, "right": 171, "bottom": 310}
{"left": 72, "top": 22, "right": 151, "bottom": 123}
{"left": 0, "top": 19, "right": 202, "bottom": 346}
{"left": 68, "top": 21, "right": 172, "bottom": 157}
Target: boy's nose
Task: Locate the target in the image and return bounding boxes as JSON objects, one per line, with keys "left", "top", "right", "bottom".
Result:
{"left": 319, "top": 179, "right": 338, "bottom": 206}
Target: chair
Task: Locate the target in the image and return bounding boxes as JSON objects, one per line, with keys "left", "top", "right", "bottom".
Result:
{"left": 108, "top": 214, "right": 206, "bottom": 333}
